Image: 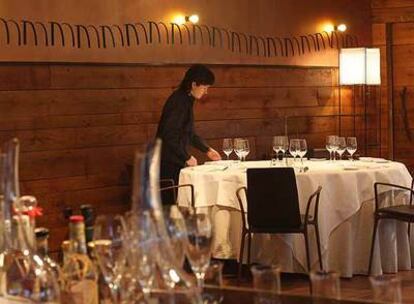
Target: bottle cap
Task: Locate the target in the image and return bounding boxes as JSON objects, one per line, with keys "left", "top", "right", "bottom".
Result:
{"left": 35, "top": 227, "right": 49, "bottom": 239}
{"left": 69, "top": 215, "right": 84, "bottom": 223}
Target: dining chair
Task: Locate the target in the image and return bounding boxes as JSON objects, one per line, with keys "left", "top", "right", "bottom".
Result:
{"left": 367, "top": 181, "right": 414, "bottom": 275}
{"left": 159, "top": 178, "right": 195, "bottom": 207}
{"left": 236, "top": 168, "right": 323, "bottom": 280}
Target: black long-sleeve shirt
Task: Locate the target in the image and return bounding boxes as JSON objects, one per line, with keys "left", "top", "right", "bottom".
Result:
{"left": 156, "top": 89, "right": 209, "bottom": 167}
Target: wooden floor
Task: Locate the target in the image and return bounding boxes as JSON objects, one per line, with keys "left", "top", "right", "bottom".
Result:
{"left": 225, "top": 270, "right": 414, "bottom": 303}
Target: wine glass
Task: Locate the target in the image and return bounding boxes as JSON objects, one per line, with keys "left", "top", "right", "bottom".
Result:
{"left": 234, "top": 138, "right": 243, "bottom": 161}
{"left": 298, "top": 139, "right": 308, "bottom": 167}
{"left": 222, "top": 138, "right": 233, "bottom": 160}
{"left": 336, "top": 137, "right": 346, "bottom": 160}
{"left": 289, "top": 139, "right": 300, "bottom": 162}
{"left": 242, "top": 139, "right": 250, "bottom": 161}
{"left": 347, "top": 137, "right": 357, "bottom": 161}
{"left": 326, "top": 135, "right": 338, "bottom": 161}
{"left": 185, "top": 213, "right": 213, "bottom": 289}
{"left": 93, "top": 214, "right": 127, "bottom": 303}
{"left": 273, "top": 136, "right": 288, "bottom": 162}
{"left": 124, "top": 211, "right": 158, "bottom": 300}
{"left": 164, "top": 205, "right": 188, "bottom": 268}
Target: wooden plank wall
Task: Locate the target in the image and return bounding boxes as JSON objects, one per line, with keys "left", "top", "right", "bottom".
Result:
{"left": 0, "top": 63, "right": 360, "bottom": 252}
{"left": 372, "top": 0, "right": 414, "bottom": 168}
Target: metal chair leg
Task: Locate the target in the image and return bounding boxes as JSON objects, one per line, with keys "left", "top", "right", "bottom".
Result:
{"left": 368, "top": 216, "right": 380, "bottom": 275}
{"left": 247, "top": 232, "right": 252, "bottom": 267}
{"left": 304, "top": 229, "right": 311, "bottom": 272}
{"left": 314, "top": 224, "right": 324, "bottom": 271}
{"left": 238, "top": 230, "right": 246, "bottom": 281}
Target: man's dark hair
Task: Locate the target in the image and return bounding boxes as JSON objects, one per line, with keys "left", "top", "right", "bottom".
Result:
{"left": 179, "top": 64, "right": 215, "bottom": 92}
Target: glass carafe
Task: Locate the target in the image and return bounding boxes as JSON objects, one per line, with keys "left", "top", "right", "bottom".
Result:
{"left": 0, "top": 138, "right": 61, "bottom": 303}
{"left": 129, "top": 140, "right": 200, "bottom": 302}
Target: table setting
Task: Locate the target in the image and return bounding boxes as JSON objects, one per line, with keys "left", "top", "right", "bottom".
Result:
{"left": 177, "top": 136, "right": 413, "bottom": 277}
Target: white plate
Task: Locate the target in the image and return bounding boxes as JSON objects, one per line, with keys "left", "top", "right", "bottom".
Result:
{"left": 309, "top": 158, "right": 327, "bottom": 161}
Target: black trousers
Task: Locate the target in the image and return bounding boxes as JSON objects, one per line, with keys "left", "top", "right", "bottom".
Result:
{"left": 160, "top": 162, "right": 182, "bottom": 205}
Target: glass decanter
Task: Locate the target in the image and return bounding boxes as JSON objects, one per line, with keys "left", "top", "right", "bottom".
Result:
{"left": 128, "top": 140, "right": 200, "bottom": 302}
{"left": 0, "top": 138, "right": 61, "bottom": 303}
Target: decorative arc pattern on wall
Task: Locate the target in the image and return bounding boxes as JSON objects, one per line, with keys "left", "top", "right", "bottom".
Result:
{"left": 0, "top": 18, "right": 359, "bottom": 57}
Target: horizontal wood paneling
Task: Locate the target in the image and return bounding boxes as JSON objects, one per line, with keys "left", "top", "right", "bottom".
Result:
{"left": 0, "top": 63, "right": 367, "bottom": 252}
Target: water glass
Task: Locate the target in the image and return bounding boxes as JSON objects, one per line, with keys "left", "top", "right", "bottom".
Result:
{"left": 93, "top": 214, "right": 127, "bottom": 303}
{"left": 326, "top": 135, "right": 338, "bottom": 161}
{"left": 164, "top": 205, "right": 188, "bottom": 268}
{"left": 272, "top": 136, "right": 288, "bottom": 162}
{"left": 310, "top": 271, "right": 340, "bottom": 300}
{"left": 205, "top": 261, "right": 223, "bottom": 287}
{"left": 346, "top": 137, "right": 357, "bottom": 161}
{"left": 369, "top": 275, "right": 402, "bottom": 304}
{"left": 234, "top": 138, "right": 244, "bottom": 161}
{"left": 222, "top": 138, "right": 233, "bottom": 160}
{"left": 185, "top": 213, "right": 213, "bottom": 289}
{"left": 298, "top": 139, "right": 307, "bottom": 166}
{"left": 251, "top": 265, "right": 281, "bottom": 304}
{"left": 289, "top": 139, "right": 300, "bottom": 163}
{"left": 336, "top": 137, "right": 346, "bottom": 160}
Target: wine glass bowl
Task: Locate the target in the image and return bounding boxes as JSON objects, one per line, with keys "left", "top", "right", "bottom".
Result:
{"left": 346, "top": 137, "right": 357, "bottom": 161}
{"left": 222, "top": 138, "right": 233, "bottom": 160}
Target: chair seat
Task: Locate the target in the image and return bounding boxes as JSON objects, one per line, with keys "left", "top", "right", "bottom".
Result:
{"left": 248, "top": 214, "right": 315, "bottom": 234}
{"left": 249, "top": 225, "right": 304, "bottom": 234}
{"left": 377, "top": 205, "right": 414, "bottom": 220}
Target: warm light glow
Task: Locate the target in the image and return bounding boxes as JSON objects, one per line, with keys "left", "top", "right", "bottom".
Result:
{"left": 188, "top": 14, "right": 199, "bottom": 24}
{"left": 366, "top": 48, "right": 381, "bottom": 85}
{"left": 324, "top": 23, "right": 335, "bottom": 33}
{"left": 339, "top": 48, "right": 381, "bottom": 85}
{"left": 337, "top": 24, "right": 347, "bottom": 32}
{"left": 172, "top": 14, "right": 186, "bottom": 25}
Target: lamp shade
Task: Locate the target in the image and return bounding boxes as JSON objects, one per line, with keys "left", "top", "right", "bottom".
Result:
{"left": 339, "top": 48, "right": 381, "bottom": 85}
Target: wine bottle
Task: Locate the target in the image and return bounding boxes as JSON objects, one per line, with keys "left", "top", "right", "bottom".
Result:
{"left": 61, "top": 215, "right": 98, "bottom": 304}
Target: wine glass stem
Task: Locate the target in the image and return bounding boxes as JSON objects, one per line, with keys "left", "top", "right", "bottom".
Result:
{"left": 195, "top": 273, "right": 205, "bottom": 289}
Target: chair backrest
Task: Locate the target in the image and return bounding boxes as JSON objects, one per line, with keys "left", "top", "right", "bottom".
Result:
{"left": 246, "top": 168, "right": 301, "bottom": 229}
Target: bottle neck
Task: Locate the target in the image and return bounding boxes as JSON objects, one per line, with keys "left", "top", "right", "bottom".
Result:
{"left": 69, "top": 221, "right": 87, "bottom": 255}
{"left": 36, "top": 237, "right": 49, "bottom": 258}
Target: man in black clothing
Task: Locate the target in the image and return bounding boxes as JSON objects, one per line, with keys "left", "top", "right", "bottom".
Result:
{"left": 156, "top": 64, "right": 221, "bottom": 204}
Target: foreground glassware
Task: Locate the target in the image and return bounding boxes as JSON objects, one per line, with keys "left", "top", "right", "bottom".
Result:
{"left": 251, "top": 265, "right": 281, "bottom": 304}
{"left": 310, "top": 271, "right": 341, "bottom": 300}
{"left": 0, "top": 139, "right": 61, "bottom": 302}
{"left": 346, "top": 137, "right": 357, "bottom": 161}
{"left": 222, "top": 138, "right": 233, "bottom": 160}
{"left": 93, "top": 214, "right": 127, "bottom": 303}
{"left": 124, "top": 211, "right": 157, "bottom": 300}
{"left": 129, "top": 140, "right": 199, "bottom": 302}
{"left": 164, "top": 205, "right": 188, "bottom": 267}
{"left": 369, "top": 275, "right": 402, "bottom": 304}
{"left": 185, "top": 212, "right": 213, "bottom": 289}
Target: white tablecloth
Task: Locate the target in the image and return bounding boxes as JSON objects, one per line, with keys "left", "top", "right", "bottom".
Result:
{"left": 177, "top": 159, "right": 413, "bottom": 277}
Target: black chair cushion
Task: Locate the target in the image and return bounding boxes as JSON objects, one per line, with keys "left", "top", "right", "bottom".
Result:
{"left": 246, "top": 168, "right": 302, "bottom": 230}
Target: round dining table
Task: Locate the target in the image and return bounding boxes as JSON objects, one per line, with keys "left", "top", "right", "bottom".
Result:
{"left": 177, "top": 158, "right": 413, "bottom": 277}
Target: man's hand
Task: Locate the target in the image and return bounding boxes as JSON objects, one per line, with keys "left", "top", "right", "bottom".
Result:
{"left": 207, "top": 148, "right": 222, "bottom": 161}
{"left": 186, "top": 155, "right": 198, "bottom": 167}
